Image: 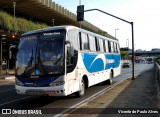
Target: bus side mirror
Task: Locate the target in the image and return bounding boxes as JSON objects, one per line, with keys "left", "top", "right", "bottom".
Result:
{"left": 9, "top": 45, "right": 18, "bottom": 59}
{"left": 65, "top": 41, "right": 74, "bottom": 56}
{"left": 65, "top": 40, "right": 70, "bottom": 45}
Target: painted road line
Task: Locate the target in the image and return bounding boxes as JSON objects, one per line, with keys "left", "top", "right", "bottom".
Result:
{"left": 55, "top": 77, "right": 130, "bottom": 117}
{"left": 55, "top": 67, "right": 153, "bottom": 116}
{"left": 0, "top": 89, "right": 14, "bottom": 93}
{"left": 0, "top": 96, "right": 31, "bottom": 107}
{"left": 0, "top": 82, "right": 14, "bottom": 86}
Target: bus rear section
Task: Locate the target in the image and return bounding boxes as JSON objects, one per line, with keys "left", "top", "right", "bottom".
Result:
{"left": 75, "top": 30, "right": 121, "bottom": 87}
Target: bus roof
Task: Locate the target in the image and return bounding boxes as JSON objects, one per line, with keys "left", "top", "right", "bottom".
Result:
{"left": 21, "top": 25, "right": 118, "bottom": 42}
{"left": 21, "top": 25, "right": 76, "bottom": 36}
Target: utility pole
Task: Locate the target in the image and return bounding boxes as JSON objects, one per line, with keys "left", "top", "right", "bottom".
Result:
{"left": 115, "top": 28, "right": 119, "bottom": 40}
{"left": 79, "top": 0, "right": 82, "bottom": 28}
{"left": 0, "top": 35, "right": 6, "bottom": 74}
{"left": 13, "top": 2, "right": 16, "bottom": 30}
{"left": 52, "top": 19, "right": 54, "bottom": 26}
{"left": 0, "top": 37, "right": 2, "bottom": 74}
{"left": 79, "top": 0, "right": 81, "bottom": 5}
{"left": 126, "top": 39, "right": 129, "bottom": 48}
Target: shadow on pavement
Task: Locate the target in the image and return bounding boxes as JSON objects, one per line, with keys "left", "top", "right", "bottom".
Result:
{"left": 99, "top": 68, "right": 159, "bottom": 117}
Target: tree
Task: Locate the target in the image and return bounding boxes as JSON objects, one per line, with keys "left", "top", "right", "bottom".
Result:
{"left": 120, "top": 51, "right": 128, "bottom": 60}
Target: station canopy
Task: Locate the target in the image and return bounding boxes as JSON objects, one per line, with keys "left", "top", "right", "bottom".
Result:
{"left": 0, "top": 0, "right": 102, "bottom": 33}
{"left": 0, "top": 0, "right": 114, "bottom": 46}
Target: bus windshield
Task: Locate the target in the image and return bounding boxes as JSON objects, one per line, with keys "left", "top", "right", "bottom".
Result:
{"left": 16, "top": 30, "right": 65, "bottom": 76}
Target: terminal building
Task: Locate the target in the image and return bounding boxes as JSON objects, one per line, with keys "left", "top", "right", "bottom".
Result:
{"left": 0, "top": 0, "right": 114, "bottom": 74}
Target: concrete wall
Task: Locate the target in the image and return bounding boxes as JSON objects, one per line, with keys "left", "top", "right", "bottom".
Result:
{"left": 155, "top": 62, "right": 160, "bottom": 86}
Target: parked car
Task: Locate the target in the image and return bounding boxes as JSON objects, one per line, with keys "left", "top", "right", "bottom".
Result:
{"left": 122, "top": 62, "right": 131, "bottom": 68}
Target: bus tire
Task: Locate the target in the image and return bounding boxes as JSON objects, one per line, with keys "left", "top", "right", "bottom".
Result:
{"left": 108, "top": 71, "right": 113, "bottom": 85}
{"left": 75, "top": 78, "right": 85, "bottom": 98}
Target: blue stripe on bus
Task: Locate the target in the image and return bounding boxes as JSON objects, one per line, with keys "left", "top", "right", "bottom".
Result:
{"left": 17, "top": 76, "right": 58, "bottom": 87}
{"left": 82, "top": 53, "right": 120, "bottom": 73}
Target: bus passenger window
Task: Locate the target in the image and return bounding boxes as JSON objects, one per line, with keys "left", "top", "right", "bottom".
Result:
{"left": 95, "top": 37, "right": 100, "bottom": 51}
{"left": 99, "top": 39, "right": 104, "bottom": 52}
{"left": 103, "top": 40, "right": 106, "bottom": 52}
{"left": 108, "top": 41, "right": 111, "bottom": 53}
{"left": 115, "top": 43, "right": 118, "bottom": 53}
{"left": 110, "top": 42, "right": 114, "bottom": 53}
{"left": 89, "top": 35, "right": 96, "bottom": 51}
{"left": 81, "top": 33, "right": 89, "bottom": 50}
{"left": 117, "top": 43, "right": 120, "bottom": 53}
{"left": 79, "top": 32, "right": 82, "bottom": 50}
{"left": 105, "top": 40, "right": 109, "bottom": 53}
{"left": 113, "top": 42, "right": 116, "bottom": 53}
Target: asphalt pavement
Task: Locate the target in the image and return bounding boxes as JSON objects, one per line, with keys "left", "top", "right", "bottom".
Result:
{"left": 0, "top": 65, "right": 159, "bottom": 117}
{"left": 0, "top": 69, "right": 15, "bottom": 79}
{"left": 67, "top": 67, "right": 160, "bottom": 117}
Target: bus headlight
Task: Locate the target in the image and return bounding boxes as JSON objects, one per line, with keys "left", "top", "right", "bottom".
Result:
{"left": 50, "top": 81, "right": 65, "bottom": 87}
{"left": 16, "top": 79, "right": 24, "bottom": 86}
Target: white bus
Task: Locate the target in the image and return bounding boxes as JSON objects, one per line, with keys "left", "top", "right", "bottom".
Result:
{"left": 15, "top": 26, "right": 121, "bottom": 97}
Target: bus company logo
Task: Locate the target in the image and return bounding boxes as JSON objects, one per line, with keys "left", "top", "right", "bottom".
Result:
{"left": 2, "top": 109, "right": 11, "bottom": 114}
{"left": 106, "top": 59, "right": 115, "bottom": 63}
{"left": 43, "top": 32, "right": 60, "bottom": 35}
{"left": 30, "top": 75, "right": 39, "bottom": 78}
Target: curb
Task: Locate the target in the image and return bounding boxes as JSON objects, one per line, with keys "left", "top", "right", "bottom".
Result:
{"left": 5, "top": 76, "right": 15, "bottom": 79}
{"left": 55, "top": 77, "right": 132, "bottom": 117}
{"left": 0, "top": 75, "right": 15, "bottom": 80}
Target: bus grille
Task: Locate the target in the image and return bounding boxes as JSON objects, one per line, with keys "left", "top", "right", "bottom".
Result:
{"left": 26, "top": 89, "right": 46, "bottom": 95}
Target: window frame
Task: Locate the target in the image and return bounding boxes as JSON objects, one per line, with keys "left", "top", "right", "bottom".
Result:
{"left": 88, "top": 34, "right": 96, "bottom": 52}
{"left": 79, "top": 32, "right": 90, "bottom": 51}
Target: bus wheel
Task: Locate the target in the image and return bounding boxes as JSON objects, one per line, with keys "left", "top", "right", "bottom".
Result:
{"left": 108, "top": 71, "right": 113, "bottom": 85}
{"left": 103, "top": 72, "right": 113, "bottom": 85}
{"left": 75, "top": 78, "right": 85, "bottom": 98}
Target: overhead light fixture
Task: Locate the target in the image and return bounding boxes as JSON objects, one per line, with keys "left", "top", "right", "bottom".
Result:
{"left": 11, "top": 33, "right": 17, "bottom": 39}
{"left": 12, "top": 35, "right": 15, "bottom": 38}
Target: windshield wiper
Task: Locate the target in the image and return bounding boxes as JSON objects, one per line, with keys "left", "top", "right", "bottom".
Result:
{"left": 36, "top": 49, "right": 47, "bottom": 75}
{"left": 22, "top": 49, "right": 34, "bottom": 75}
{"left": 54, "top": 56, "right": 63, "bottom": 65}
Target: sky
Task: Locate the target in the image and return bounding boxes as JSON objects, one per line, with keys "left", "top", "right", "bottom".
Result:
{"left": 53, "top": 0, "right": 160, "bottom": 51}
